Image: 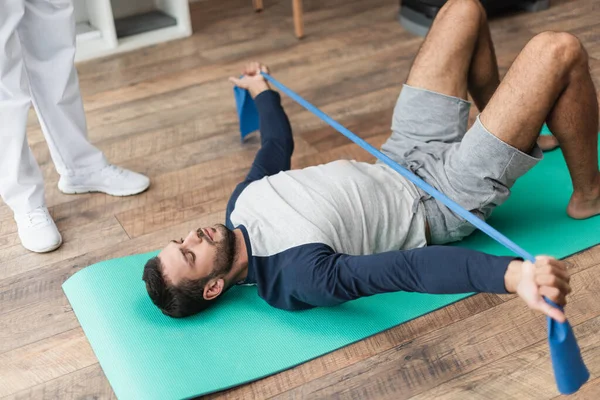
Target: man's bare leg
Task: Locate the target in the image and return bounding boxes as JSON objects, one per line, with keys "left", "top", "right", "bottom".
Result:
{"left": 480, "top": 32, "right": 600, "bottom": 219}
{"left": 406, "top": 0, "right": 499, "bottom": 111}
{"left": 408, "top": 0, "right": 562, "bottom": 152}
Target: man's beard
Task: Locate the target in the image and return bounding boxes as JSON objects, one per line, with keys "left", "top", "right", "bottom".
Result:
{"left": 198, "top": 224, "right": 237, "bottom": 277}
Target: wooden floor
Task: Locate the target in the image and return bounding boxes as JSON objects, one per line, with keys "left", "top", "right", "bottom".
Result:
{"left": 1, "top": 0, "right": 599, "bottom": 398}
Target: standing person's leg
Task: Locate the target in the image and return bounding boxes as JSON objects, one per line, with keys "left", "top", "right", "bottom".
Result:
{"left": 18, "top": 0, "right": 106, "bottom": 176}
{"left": 18, "top": 0, "right": 150, "bottom": 195}
{"left": 0, "top": 0, "right": 61, "bottom": 252}
{"left": 478, "top": 31, "right": 599, "bottom": 219}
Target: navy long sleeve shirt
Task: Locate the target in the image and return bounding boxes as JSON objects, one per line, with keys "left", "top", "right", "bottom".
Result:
{"left": 225, "top": 90, "right": 515, "bottom": 311}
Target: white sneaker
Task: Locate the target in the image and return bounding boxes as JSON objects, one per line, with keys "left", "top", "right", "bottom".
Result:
{"left": 15, "top": 206, "right": 63, "bottom": 253}
{"left": 58, "top": 164, "right": 150, "bottom": 196}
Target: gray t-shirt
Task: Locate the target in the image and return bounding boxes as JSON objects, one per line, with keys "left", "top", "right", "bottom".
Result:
{"left": 231, "top": 159, "right": 427, "bottom": 257}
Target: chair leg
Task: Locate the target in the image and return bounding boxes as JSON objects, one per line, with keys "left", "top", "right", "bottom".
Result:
{"left": 253, "top": 0, "right": 263, "bottom": 12}
{"left": 292, "top": 0, "right": 304, "bottom": 38}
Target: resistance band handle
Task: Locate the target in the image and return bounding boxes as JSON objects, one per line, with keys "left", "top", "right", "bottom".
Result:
{"left": 259, "top": 72, "right": 589, "bottom": 394}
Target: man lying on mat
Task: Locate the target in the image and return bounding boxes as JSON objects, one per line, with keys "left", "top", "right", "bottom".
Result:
{"left": 143, "top": 0, "right": 599, "bottom": 320}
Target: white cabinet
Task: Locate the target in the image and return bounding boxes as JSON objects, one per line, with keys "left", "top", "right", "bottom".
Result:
{"left": 74, "top": 0, "right": 192, "bottom": 62}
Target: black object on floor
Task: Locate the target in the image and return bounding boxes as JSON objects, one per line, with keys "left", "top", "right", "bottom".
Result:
{"left": 114, "top": 10, "right": 177, "bottom": 39}
{"left": 399, "top": 0, "right": 550, "bottom": 37}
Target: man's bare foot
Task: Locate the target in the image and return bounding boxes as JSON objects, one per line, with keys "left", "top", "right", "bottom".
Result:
{"left": 567, "top": 176, "right": 600, "bottom": 219}
{"left": 537, "top": 135, "right": 560, "bottom": 152}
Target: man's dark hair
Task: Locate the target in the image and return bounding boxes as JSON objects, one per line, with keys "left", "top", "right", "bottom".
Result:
{"left": 142, "top": 257, "right": 215, "bottom": 318}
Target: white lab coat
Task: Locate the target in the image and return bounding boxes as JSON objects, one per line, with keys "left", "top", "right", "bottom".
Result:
{"left": 0, "top": 0, "right": 107, "bottom": 214}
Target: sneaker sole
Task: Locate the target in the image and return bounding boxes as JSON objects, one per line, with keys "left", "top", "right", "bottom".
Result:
{"left": 58, "top": 183, "right": 150, "bottom": 197}
{"left": 23, "top": 236, "right": 63, "bottom": 253}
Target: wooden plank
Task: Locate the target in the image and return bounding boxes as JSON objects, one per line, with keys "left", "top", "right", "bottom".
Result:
{"left": 266, "top": 264, "right": 600, "bottom": 400}
{"left": 0, "top": 299, "right": 77, "bottom": 355}
{"left": 0, "top": 231, "right": 20, "bottom": 252}
{"left": 116, "top": 193, "right": 232, "bottom": 239}
{"left": 409, "top": 315, "right": 600, "bottom": 399}
{"left": 0, "top": 217, "right": 130, "bottom": 282}
{"left": 518, "top": 1, "right": 598, "bottom": 32}
{"left": 572, "top": 23, "right": 600, "bottom": 60}
{"left": 77, "top": 51, "right": 211, "bottom": 97}
{"left": 0, "top": 328, "right": 96, "bottom": 397}
{"left": 78, "top": 29, "right": 413, "bottom": 142}
{"left": 487, "top": 0, "right": 588, "bottom": 32}
{"left": 3, "top": 364, "right": 116, "bottom": 400}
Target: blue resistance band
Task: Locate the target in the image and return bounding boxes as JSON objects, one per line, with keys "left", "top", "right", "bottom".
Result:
{"left": 233, "top": 73, "right": 589, "bottom": 394}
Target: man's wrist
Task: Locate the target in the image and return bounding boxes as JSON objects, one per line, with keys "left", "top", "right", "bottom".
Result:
{"left": 504, "top": 259, "right": 523, "bottom": 293}
{"left": 249, "top": 82, "right": 271, "bottom": 99}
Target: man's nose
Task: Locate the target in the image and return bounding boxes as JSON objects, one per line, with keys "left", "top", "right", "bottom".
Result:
{"left": 186, "top": 230, "right": 200, "bottom": 243}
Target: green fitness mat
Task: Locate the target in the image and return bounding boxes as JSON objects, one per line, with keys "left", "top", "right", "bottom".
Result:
{"left": 63, "top": 141, "right": 600, "bottom": 400}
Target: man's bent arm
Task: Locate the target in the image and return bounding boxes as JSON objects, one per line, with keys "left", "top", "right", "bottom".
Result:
{"left": 245, "top": 90, "right": 294, "bottom": 182}
{"left": 225, "top": 89, "right": 294, "bottom": 227}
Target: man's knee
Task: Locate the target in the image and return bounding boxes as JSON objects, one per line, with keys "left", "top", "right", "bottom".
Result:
{"left": 436, "top": 0, "right": 487, "bottom": 25}
{"left": 527, "top": 31, "right": 587, "bottom": 69}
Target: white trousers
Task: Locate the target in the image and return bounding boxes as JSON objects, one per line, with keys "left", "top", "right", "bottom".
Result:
{"left": 0, "top": 0, "right": 107, "bottom": 214}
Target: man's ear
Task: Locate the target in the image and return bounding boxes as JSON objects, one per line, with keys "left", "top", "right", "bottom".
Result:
{"left": 203, "top": 278, "right": 225, "bottom": 301}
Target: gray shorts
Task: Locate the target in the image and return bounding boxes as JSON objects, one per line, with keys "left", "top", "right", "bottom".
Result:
{"left": 379, "top": 84, "right": 543, "bottom": 244}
